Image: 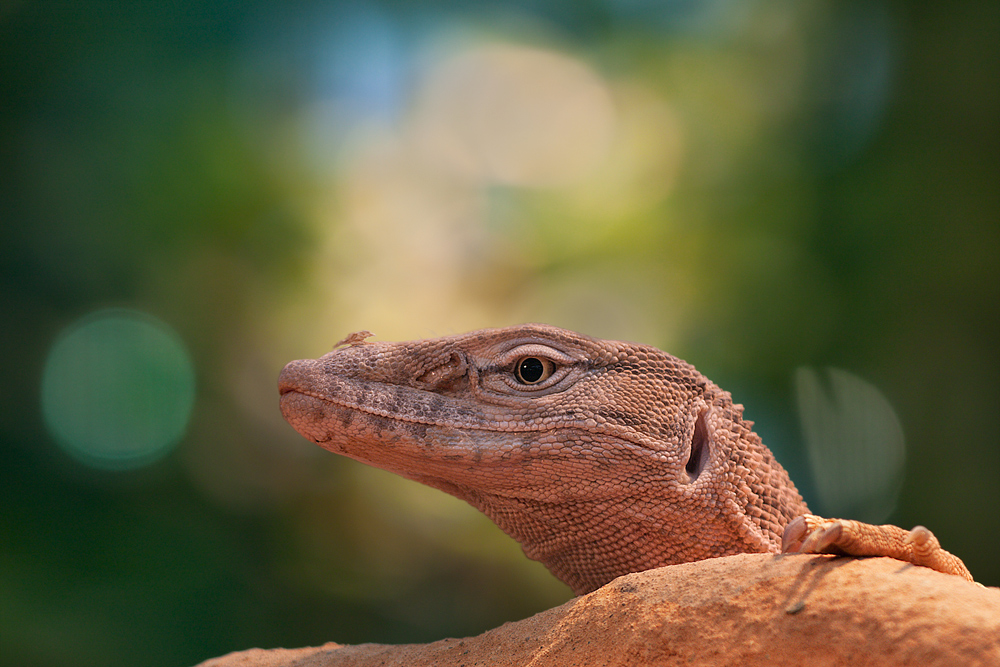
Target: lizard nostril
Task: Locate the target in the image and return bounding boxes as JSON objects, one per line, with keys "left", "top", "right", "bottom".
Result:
{"left": 684, "top": 409, "right": 711, "bottom": 483}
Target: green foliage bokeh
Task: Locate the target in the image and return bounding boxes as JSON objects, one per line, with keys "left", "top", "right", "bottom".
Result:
{"left": 1, "top": 2, "right": 997, "bottom": 666}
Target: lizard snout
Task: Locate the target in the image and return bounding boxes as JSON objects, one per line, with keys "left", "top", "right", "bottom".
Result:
{"left": 278, "top": 359, "right": 313, "bottom": 396}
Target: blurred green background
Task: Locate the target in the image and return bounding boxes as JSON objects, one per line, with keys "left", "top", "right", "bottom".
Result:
{"left": 2, "top": 1, "right": 997, "bottom": 665}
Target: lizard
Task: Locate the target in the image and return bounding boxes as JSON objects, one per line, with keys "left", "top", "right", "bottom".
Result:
{"left": 277, "top": 323, "right": 973, "bottom": 595}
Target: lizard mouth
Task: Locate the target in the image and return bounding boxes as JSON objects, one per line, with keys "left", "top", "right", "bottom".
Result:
{"left": 278, "top": 359, "right": 677, "bottom": 451}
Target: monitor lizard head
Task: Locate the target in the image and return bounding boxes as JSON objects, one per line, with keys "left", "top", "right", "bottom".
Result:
{"left": 279, "top": 323, "right": 807, "bottom": 593}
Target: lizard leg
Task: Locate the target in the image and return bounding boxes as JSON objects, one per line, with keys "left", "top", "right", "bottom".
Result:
{"left": 782, "top": 514, "right": 974, "bottom": 582}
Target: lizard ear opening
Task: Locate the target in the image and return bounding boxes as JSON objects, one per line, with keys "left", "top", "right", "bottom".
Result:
{"left": 684, "top": 409, "right": 711, "bottom": 483}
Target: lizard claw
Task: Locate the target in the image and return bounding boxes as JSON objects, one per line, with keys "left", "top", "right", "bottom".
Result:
{"left": 781, "top": 514, "right": 844, "bottom": 554}
{"left": 800, "top": 520, "right": 844, "bottom": 554}
{"left": 781, "top": 515, "right": 809, "bottom": 553}
{"left": 782, "top": 514, "right": 974, "bottom": 582}
{"left": 905, "top": 525, "right": 933, "bottom": 550}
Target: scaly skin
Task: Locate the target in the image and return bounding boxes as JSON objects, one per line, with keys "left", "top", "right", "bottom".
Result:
{"left": 278, "top": 324, "right": 972, "bottom": 594}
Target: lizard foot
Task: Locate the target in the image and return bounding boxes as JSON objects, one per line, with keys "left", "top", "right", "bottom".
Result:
{"left": 782, "top": 514, "right": 973, "bottom": 582}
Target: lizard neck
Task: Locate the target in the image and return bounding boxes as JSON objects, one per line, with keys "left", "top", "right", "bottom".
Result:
{"left": 457, "top": 407, "right": 809, "bottom": 595}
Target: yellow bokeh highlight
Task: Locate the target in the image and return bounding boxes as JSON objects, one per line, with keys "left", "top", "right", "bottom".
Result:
{"left": 413, "top": 43, "right": 617, "bottom": 187}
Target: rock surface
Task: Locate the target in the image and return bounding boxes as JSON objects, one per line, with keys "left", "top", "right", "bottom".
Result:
{"left": 197, "top": 553, "right": 1000, "bottom": 667}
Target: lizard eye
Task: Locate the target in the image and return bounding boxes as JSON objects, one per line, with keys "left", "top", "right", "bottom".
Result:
{"left": 515, "top": 357, "right": 555, "bottom": 384}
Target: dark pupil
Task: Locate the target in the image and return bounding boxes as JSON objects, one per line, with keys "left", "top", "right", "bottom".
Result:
{"left": 518, "top": 358, "right": 545, "bottom": 383}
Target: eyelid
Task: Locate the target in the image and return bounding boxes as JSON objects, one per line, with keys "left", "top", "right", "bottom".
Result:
{"left": 496, "top": 344, "right": 578, "bottom": 367}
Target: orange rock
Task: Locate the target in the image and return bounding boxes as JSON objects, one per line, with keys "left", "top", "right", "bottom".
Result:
{"left": 197, "top": 553, "right": 1000, "bottom": 667}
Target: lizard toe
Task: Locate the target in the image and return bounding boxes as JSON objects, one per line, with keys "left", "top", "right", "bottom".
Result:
{"left": 781, "top": 516, "right": 809, "bottom": 552}
{"left": 801, "top": 521, "right": 844, "bottom": 554}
